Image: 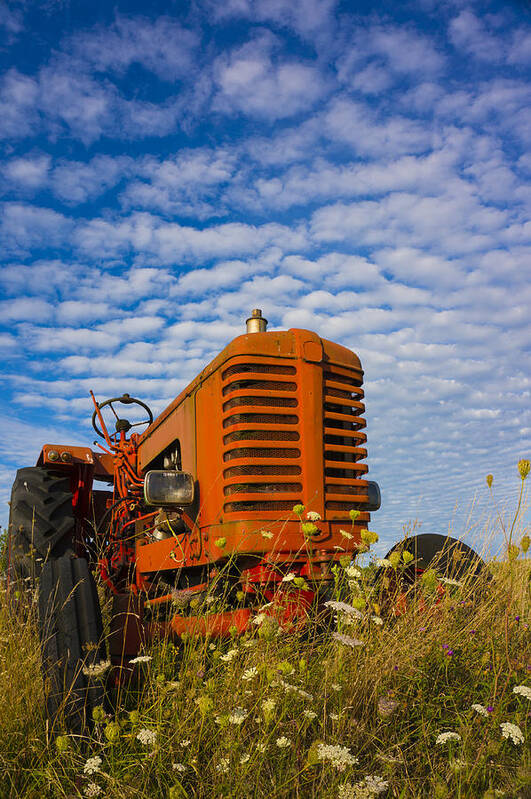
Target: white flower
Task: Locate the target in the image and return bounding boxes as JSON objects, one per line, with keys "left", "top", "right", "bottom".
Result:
{"left": 331, "top": 683, "right": 341, "bottom": 692}
{"left": 180, "top": 739, "right": 191, "bottom": 747}
{"left": 371, "top": 616, "right": 383, "bottom": 626}
{"left": 332, "top": 632, "right": 364, "bottom": 648}
{"left": 260, "top": 530, "right": 274, "bottom": 539}
{"left": 439, "top": 577, "right": 463, "bottom": 587}
{"left": 242, "top": 667, "right": 259, "bottom": 681}
{"left": 282, "top": 572, "right": 296, "bottom": 582}
{"left": 136, "top": 728, "right": 157, "bottom": 746}
{"left": 471, "top": 703, "right": 489, "bottom": 716}
{"left": 240, "top": 753, "right": 250, "bottom": 764}
{"left": 228, "top": 707, "right": 248, "bottom": 725}
{"left": 83, "top": 756, "right": 102, "bottom": 775}
{"left": 303, "top": 709, "right": 317, "bottom": 720}
{"left": 276, "top": 736, "right": 291, "bottom": 748}
{"left": 252, "top": 613, "right": 266, "bottom": 626}
{"left": 166, "top": 680, "right": 181, "bottom": 689}
{"left": 129, "top": 655, "right": 152, "bottom": 664}
{"left": 377, "top": 697, "right": 398, "bottom": 718}
{"left": 345, "top": 565, "right": 361, "bottom": 579}
{"left": 330, "top": 712, "right": 340, "bottom": 720}
{"left": 216, "top": 757, "right": 230, "bottom": 773}
{"left": 256, "top": 742, "right": 267, "bottom": 752}
{"left": 375, "top": 558, "right": 392, "bottom": 568}
{"left": 435, "top": 732, "right": 461, "bottom": 745}
{"left": 172, "top": 763, "right": 186, "bottom": 772}
{"left": 209, "top": 643, "right": 217, "bottom": 650}
{"left": 316, "top": 743, "right": 358, "bottom": 771}
{"left": 306, "top": 511, "right": 321, "bottom": 521}
{"left": 278, "top": 679, "right": 313, "bottom": 700}
{"left": 513, "top": 685, "right": 531, "bottom": 700}
{"left": 500, "top": 722, "right": 524, "bottom": 745}
{"left": 82, "top": 660, "right": 111, "bottom": 678}
{"left": 324, "top": 600, "right": 363, "bottom": 618}
{"left": 220, "top": 648, "right": 239, "bottom": 662}
{"left": 243, "top": 639, "right": 256, "bottom": 648}
{"left": 84, "top": 784, "right": 102, "bottom": 798}
{"left": 364, "top": 775, "right": 389, "bottom": 795}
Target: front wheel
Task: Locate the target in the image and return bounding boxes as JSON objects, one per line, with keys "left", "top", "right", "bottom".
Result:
{"left": 38, "top": 555, "right": 108, "bottom": 735}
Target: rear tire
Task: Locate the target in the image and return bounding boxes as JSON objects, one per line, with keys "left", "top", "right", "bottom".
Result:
{"left": 384, "top": 533, "right": 485, "bottom": 585}
{"left": 8, "top": 467, "right": 75, "bottom": 586}
{"left": 38, "top": 555, "right": 107, "bottom": 735}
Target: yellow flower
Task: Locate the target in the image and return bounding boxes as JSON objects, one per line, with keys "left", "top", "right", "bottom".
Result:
{"left": 301, "top": 522, "right": 318, "bottom": 539}
{"left": 361, "top": 529, "right": 379, "bottom": 545}
{"left": 92, "top": 705, "right": 106, "bottom": 724}
{"left": 520, "top": 535, "right": 530, "bottom": 553}
{"left": 388, "top": 551, "right": 401, "bottom": 568}
{"left": 518, "top": 459, "right": 530, "bottom": 480}
{"left": 55, "top": 735, "right": 70, "bottom": 753}
{"left": 507, "top": 544, "right": 520, "bottom": 561}
{"left": 349, "top": 509, "right": 360, "bottom": 521}
{"left": 402, "top": 551, "right": 414, "bottom": 564}
{"left": 293, "top": 504, "right": 305, "bottom": 515}
{"left": 214, "top": 537, "right": 226, "bottom": 548}
{"left": 486, "top": 474, "right": 493, "bottom": 488}
{"left": 195, "top": 695, "right": 213, "bottom": 716}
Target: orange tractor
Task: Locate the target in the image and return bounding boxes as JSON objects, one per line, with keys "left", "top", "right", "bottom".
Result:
{"left": 7, "top": 310, "right": 482, "bottom": 732}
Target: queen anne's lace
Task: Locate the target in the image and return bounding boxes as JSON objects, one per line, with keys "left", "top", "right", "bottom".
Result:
{"left": 500, "top": 722, "right": 524, "bottom": 745}
{"left": 316, "top": 743, "right": 358, "bottom": 771}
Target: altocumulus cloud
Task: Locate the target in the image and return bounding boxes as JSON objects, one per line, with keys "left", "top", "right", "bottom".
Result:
{"left": 0, "top": 0, "right": 529, "bottom": 552}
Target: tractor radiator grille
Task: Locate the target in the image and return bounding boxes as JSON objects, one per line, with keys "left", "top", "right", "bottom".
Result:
{"left": 222, "top": 362, "right": 302, "bottom": 515}
{"left": 323, "top": 365, "right": 368, "bottom": 516}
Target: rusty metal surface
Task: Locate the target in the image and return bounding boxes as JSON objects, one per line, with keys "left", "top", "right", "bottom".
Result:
{"left": 38, "top": 444, "right": 114, "bottom": 479}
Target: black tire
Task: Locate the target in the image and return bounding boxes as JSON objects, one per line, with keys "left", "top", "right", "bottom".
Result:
{"left": 383, "top": 533, "right": 485, "bottom": 585}
{"left": 8, "top": 467, "right": 75, "bottom": 585}
{"left": 38, "top": 555, "right": 107, "bottom": 735}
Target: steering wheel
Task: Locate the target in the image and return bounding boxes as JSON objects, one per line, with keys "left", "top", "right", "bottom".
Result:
{"left": 92, "top": 393, "right": 154, "bottom": 439}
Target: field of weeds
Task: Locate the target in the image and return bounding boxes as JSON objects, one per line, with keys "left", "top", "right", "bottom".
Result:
{"left": 0, "top": 465, "right": 529, "bottom": 799}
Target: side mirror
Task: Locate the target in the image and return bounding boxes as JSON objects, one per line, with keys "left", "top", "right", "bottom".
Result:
{"left": 144, "top": 470, "right": 195, "bottom": 506}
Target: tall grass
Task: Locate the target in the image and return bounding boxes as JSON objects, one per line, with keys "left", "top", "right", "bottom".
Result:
{"left": 0, "top": 466, "right": 529, "bottom": 799}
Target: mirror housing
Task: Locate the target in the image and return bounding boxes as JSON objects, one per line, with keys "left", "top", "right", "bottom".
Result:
{"left": 144, "top": 470, "right": 195, "bottom": 506}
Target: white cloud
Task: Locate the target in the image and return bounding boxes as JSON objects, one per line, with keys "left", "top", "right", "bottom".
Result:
{"left": 0, "top": 69, "right": 38, "bottom": 139}
{"left": 0, "top": 296, "right": 53, "bottom": 322}
{"left": 50, "top": 155, "right": 133, "bottom": 204}
{"left": 0, "top": 203, "right": 72, "bottom": 255}
{"left": 213, "top": 33, "right": 328, "bottom": 120}
{"left": 449, "top": 10, "right": 505, "bottom": 61}
{"left": 3, "top": 154, "right": 51, "bottom": 189}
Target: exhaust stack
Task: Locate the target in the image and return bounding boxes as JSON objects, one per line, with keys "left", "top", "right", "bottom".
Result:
{"left": 246, "top": 308, "right": 268, "bottom": 333}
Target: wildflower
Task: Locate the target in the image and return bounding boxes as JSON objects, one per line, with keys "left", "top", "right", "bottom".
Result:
{"left": 293, "top": 504, "right": 305, "bottom": 515}
{"left": 486, "top": 473, "right": 493, "bottom": 488}
{"left": 166, "top": 681, "right": 181, "bottom": 689}
{"left": 260, "top": 530, "right": 273, "bottom": 539}
{"left": 82, "top": 659, "right": 111, "bottom": 678}
{"left": 307, "top": 511, "right": 321, "bottom": 521}
{"left": 349, "top": 509, "right": 360, "bottom": 521}
{"left": 83, "top": 756, "right": 102, "bottom": 775}
{"left": 513, "top": 685, "right": 531, "bottom": 700}
{"left": 471, "top": 703, "right": 489, "bottom": 716}
{"left": 281, "top": 572, "right": 296, "bottom": 583}
{"left": 331, "top": 683, "right": 341, "bottom": 692}
{"left": 332, "top": 632, "right": 364, "bottom": 648}
{"left": 92, "top": 705, "right": 106, "bottom": 724}
{"left": 303, "top": 709, "right": 317, "bottom": 720}
{"left": 377, "top": 697, "right": 398, "bottom": 718}
{"left": 180, "top": 739, "right": 191, "bottom": 747}
{"left": 195, "top": 695, "right": 213, "bottom": 715}
{"left": 214, "top": 537, "right": 226, "bottom": 548}
{"left": 55, "top": 735, "right": 70, "bottom": 753}
{"left": 440, "top": 577, "right": 463, "bottom": 587}
{"left": 219, "top": 648, "right": 239, "bottom": 662}
{"left": 278, "top": 680, "right": 313, "bottom": 700}
{"left": 293, "top": 576, "right": 309, "bottom": 589}
{"left": 242, "top": 666, "right": 259, "bottom": 681}
{"left": 172, "top": 763, "right": 186, "bottom": 772}
{"left": 346, "top": 565, "right": 361, "bottom": 579}
{"left": 129, "top": 655, "right": 152, "bottom": 664}
{"left": 302, "top": 522, "right": 318, "bottom": 538}
{"left": 500, "top": 722, "right": 524, "bottom": 745}
{"left": 330, "top": 712, "right": 340, "bottom": 720}
{"left": 521, "top": 535, "right": 530, "bottom": 553}
{"left": 360, "top": 529, "right": 378, "bottom": 545}
{"left": 104, "top": 722, "right": 121, "bottom": 743}
{"left": 518, "top": 459, "right": 530, "bottom": 480}
{"left": 402, "top": 551, "right": 414, "bottom": 564}
{"left": 340, "top": 529, "right": 354, "bottom": 540}
{"left": 240, "top": 753, "right": 251, "bottom": 764}
{"left": 375, "top": 558, "right": 392, "bottom": 568}
{"left": 137, "top": 727, "right": 156, "bottom": 746}
{"left": 435, "top": 732, "right": 461, "bottom": 745}
{"left": 371, "top": 615, "right": 383, "bottom": 626}
{"left": 487, "top": 705, "right": 494, "bottom": 713}
{"left": 388, "top": 551, "right": 401, "bottom": 568}
{"left": 216, "top": 757, "right": 230, "bottom": 773}
{"left": 364, "top": 775, "right": 389, "bottom": 795}
{"left": 84, "top": 784, "right": 102, "bottom": 798}
{"left": 316, "top": 743, "right": 358, "bottom": 771}
{"left": 228, "top": 707, "right": 248, "bottom": 725}
{"left": 276, "top": 736, "right": 291, "bottom": 748}
{"left": 324, "top": 600, "right": 363, "bottom": 618}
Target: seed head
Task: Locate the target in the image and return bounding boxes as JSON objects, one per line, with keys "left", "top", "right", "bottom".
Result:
{"left": 486, "top": 474, "right": 493, "bottom": 488}
{"left": 402, "top": 551, "right": 414, "bottom": 564}
{"left": 518, "top": 459, "right": 530, "bottom": 481}
{"left": 55, "top": 735, "right": 70, "bottom": 753}
{"left": 292, "top": 504, "right": 305, "bottom": 515}
{"left": 349, "top": 509, "right": 360, "bottom": 521}
{"left": 520, "top": 535, "right": 530, "bottom": 553}
{"left": 301, "top": 522, "right": 318, "bottom": 538}
{"left": 104, "top": 722, "right": 121, "bottom": 743}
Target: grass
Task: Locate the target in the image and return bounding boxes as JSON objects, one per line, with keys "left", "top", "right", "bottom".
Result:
{"left": 0, "top": 467, "right": 529, "bottom": 799}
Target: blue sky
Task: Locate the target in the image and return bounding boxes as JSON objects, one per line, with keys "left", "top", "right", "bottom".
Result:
{"left": 0, "top": 0, "right": 529, "bottom": 554}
